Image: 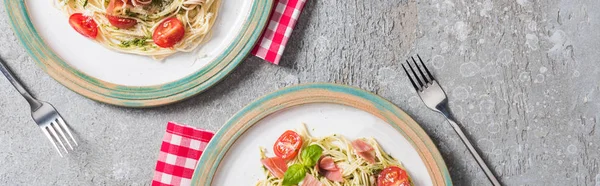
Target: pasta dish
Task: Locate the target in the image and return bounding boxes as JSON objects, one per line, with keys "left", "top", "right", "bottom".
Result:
{"left": 257, "top": 124, "right": 413, "bottom": 186}
{"left": 53, "top": 0, "right": 219, "bottom": 59}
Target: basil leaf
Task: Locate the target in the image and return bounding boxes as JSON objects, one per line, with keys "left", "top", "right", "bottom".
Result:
{"left": 300, "top": 144, "right": 323, "bottom": 167}
{"left": 282, "top": 164, "right": 307, "bottom": 186}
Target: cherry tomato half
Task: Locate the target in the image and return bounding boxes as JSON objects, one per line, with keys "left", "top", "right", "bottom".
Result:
{"left": 106, "top": 15, "right": 137, "bottom": 29}
{"left": 377, "top": 166, "right": 411, "bottom": 186}
{"left": 273, "top": 130, "right": 302, "bottom": 160}
{"left": 69, "top": 13, "right": 98, "bottom": 39}
{"left": 152, "top": 17, "right": 185, "bottom": 48}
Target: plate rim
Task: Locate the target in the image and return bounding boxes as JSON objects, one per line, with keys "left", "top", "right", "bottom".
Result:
{"left": 4, "top": 0, "right": 274, "bottom": 107}
{"left": 191, "top": 83, "right": 453, "bottom": 185}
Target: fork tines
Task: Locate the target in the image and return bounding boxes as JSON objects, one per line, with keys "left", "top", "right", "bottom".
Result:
{"left": 41, "top": 117, "right": 77, "bottom": 157}
{"left": 401, "top": 55, "right": 435, "bottom": 91}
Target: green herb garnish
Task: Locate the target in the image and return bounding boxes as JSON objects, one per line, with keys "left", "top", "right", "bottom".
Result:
{"left": 151, "top": 0, "right": 164, "bottom": 6}
{"left": 372, "top": 168, "right": 383, "bottom": 175}
{"left": 120, "top": 37, "right": 149, "bottom": 48}
{"left": 123, "top": 9, "right": 138, "bottom": 17}
{"left": 282, "top": 164, "right": 307, "bottom": 186}
{"left": 281, "top": 145, "right": 323, "bottom": 185}
{"left": 300, "top": 144, "right": 323, "bottom": 167}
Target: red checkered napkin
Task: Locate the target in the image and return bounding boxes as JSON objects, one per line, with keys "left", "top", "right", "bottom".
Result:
{"left": 251, "top": 0, "right": 308, "bottom": 65}
{"left": 152, "top": 122, "right": 214, "bottom": 186}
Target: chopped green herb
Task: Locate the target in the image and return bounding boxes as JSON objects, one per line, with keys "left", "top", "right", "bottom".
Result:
{"left": 372, "top": 168, "right": 383, "bottom": 175}
{"left": 124, "top": 9, "right": 138, "bottom": 17}
{"left": 387, "top": 153, "right": 395, "bottom": 160}
{"left": 120, "top": 37, "right": 149, "bottom": 48}
{"left": 82, "top": 0, "right": 88, "bottom": 8}
{"left": 151, "top": 0, "right": 164, "bottom": 6}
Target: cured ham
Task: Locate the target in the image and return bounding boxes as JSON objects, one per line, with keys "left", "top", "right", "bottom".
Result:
{"left": 301, "top": 173, "right": 323, "bottom": 186}
{"left": 317, "top": 156, "right": 343, "bottom": 182}
{"left": 352, "top": 139, "right": 376, "bottom": 164}
{"left": 318, "top": 156, "right": 338, "bottom": 171}
{"left": 352, "top": 139, "right": 374, "bottom": 152}
{"left": 131, "top": 0, "right": 152, "bottom": 6}
{"left": 324, "top": 169, "right": 344, "bottom": 182}
{"left": 260, "top": 157, "right": 288, "bottom": 179}
{"left": 358, "top": 151, "right": 376, "bottom": 164}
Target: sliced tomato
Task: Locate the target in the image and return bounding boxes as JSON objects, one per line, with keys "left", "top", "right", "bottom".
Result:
{"left": 273, "top": 130, "right": 302, "bottom": 160}
{"left": 106, "top": 15, "right": 137, "bottom": 29}
{"left": 377, "top": 166, "right": 411, "bottom": 186}
{"left": 68, "top": 13, "right": 98, "bottom": 39}
{"left": 152, "top": 17, "right": 185, "bottom": 48}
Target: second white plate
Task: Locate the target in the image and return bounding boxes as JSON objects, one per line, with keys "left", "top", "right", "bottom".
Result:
{"left": 191, "top": 83, "right": 452, "bottom": 185}
{"left": 214, "top": 103, "right": 434, "bottom": 185}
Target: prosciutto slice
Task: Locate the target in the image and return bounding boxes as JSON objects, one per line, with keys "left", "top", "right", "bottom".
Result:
{"left": 131, "top": 0, "right": 152, "bottom": 6}
{"left": 324, "top": 169, "right": 344, "bottom": 182}
{"left": 260, "top": 157, "right": 288, "bottom": 179}
{"left": 351, "top": 139, "right": 374, "bottom": 152}
{"left": 301, "top": 174, "right": 324, "bottom": 186}
{"left": 317, "top": 156, "right": 343, "bottom": 182}
{"left": 352, "top": 139, "right": 376, "bottom": 164}
{"left": 318, "top": 156, "right": 339, "bottom": 171}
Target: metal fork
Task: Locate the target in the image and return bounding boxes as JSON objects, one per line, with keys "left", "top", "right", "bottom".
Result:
{"left": 401, "top": 55, "right": 501, "bottom": 186}
{"left": 0, "top": 57, "right": 77, "bottom": 157}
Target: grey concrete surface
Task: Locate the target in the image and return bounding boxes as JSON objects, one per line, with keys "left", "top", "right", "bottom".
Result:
{"left": 1, "top": 0, "right": 599, "bottom": 185}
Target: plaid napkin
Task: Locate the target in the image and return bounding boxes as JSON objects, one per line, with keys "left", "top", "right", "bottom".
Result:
{"left": 152, "top": 122, "right": 214, "bottom": 186}
{"left": 251, "top": 0, "right": 308, "bottom": 65}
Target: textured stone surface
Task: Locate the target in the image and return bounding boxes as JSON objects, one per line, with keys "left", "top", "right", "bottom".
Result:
{"left": 1, "top": 0, "right": 599, "bottom": 185}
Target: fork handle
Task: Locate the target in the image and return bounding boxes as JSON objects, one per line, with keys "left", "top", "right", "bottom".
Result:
{"left": 440, "top": 107, "right": 502, "bottom": 186}
{"left": 0, "top": 57, "right": 42, "bottom": 110}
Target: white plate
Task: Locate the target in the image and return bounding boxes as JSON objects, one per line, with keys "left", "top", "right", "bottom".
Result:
{"left": 214, "top": 103, "right": 433, "bottom": 185}
{"left": 27, "top": 0, "right": 250, "bottom": 86}
{"left": 6, "top": 0, "right": 273, "bottom": 106}
{"left": 191, "top": 83, "right": 452, "bottom": 185}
